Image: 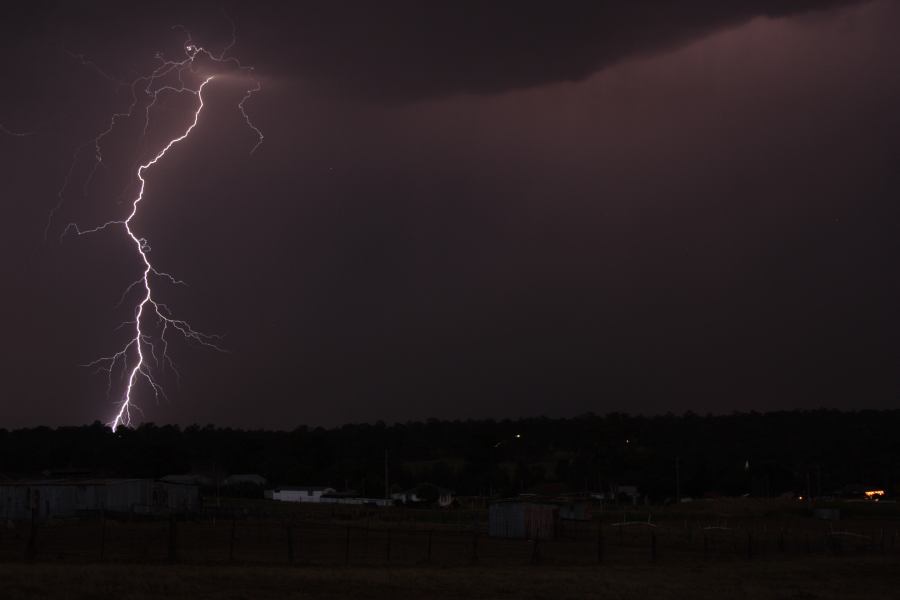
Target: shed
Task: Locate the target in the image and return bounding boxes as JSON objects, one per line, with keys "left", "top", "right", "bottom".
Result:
{"left": 0, "top": 479, "right": 199, "bottom": 520}
{"left": 148, "top": 481, "right": 201, "bottom": 513}
{"left": 559, "top": 500, "right": 592, "bottom": 521}
{"left": 489, "top": 501, "right": 558, "bottom": 540}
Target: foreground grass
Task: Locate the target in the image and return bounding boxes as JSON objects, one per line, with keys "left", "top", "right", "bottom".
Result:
{"left": 3, "top": 557, "right": 898, "bottom": 599}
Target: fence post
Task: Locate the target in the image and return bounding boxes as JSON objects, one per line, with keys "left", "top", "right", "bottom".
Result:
{"left": 99, "top": 510, "right": 107, "bottom": 561}
{"left": 345, "top": 526, "right": 351, "bottom": 566}
{"left": 167, "top": 515, "right": 178, "bottom": 564}
{"left": 650, "top": 530, "right": 657, "bottom": 562}
{"left": 426, "top": 529, "right": 433, "bottom": 564}
{"left": 385, "top": 529, "right": 392, "bottom": 564}
{"left": 471, "top": 531, "right": 479, "bottom": 564}
{"left": 229, "top": 518, "right": 237, "bottom": 562}
{"left": 362, "top": 522, "right": 369, "bottom": 562}
{"left": 596, "top": 524, "right": 604, "bottom": 564}
{"left": 286, "top": 525, "right": 294, "bottom": 564}
{"left": 25, "top": 505, "right": 37, "bottom": 562}
{"left": 531, "top": 537, "right": 541, "bottom": 564}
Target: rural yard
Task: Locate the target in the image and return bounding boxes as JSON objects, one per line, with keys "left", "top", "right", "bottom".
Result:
{"left": 3, "top": 558, "right": 899, "bottom": 600}
{"left": 2, "top": 499, "right": 899, "bottom": 598}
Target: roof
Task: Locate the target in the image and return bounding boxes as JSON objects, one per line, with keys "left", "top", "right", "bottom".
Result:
{"left": 274, "top": 485, "right": 334, "bottom": 492}
{"left": 224, "top": 474, "right": 267, "bottom": 484}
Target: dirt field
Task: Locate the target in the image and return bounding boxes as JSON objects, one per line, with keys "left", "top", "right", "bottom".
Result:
{"left": 3, "top": 557, "right": 899, "bottom": 600}
{"left": 3, "top": 499, "right": 897, "bottom": 598}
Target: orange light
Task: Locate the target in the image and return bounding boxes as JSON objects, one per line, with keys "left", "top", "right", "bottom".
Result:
{"left": 864, "top": 490, "right": 885, "bottom": 498}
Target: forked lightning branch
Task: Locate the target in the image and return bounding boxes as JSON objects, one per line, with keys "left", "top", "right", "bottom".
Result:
{"left": 52, "top": 30, "right": 263, "bottom": 431}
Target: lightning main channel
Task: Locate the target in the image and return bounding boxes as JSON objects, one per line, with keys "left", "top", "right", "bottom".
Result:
{"left": 56, "top": 34, "right": 263, "bottom": 431}
{"left": 112, "top": 75, "right": 213, "bottom": 431}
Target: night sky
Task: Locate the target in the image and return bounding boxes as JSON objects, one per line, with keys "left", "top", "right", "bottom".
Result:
{"left": 1, "top": 1, "right": 898, "bottom": 429}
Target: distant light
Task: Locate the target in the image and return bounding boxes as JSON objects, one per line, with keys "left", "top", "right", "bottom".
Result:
{"left": 515, "top": 434, "right": 521, "bottom": 439}
{"left": 798, "top": 495, "right": 804, "bottom": 500}
{"left": 865, "top": 490, "right": 885, "bottom": 499}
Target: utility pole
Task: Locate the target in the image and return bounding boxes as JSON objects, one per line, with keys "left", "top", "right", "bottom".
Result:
{"left": 806, "top": 470, "right": 812, "bottom": 506}
{"left": 215, "top": 460, "right": 220, "bottom": 507}
{"left": 675, "top": 457, "right": 681, "bottom": 504}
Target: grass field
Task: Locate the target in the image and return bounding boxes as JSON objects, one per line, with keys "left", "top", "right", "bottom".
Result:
{"left": 3, "top": 556, "right": 899, "bottom": 599}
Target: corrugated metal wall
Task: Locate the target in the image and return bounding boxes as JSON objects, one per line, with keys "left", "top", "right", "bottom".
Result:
{"left": 1, "top": 486, "right": 32, "bottom": 520}
{"left": 559, "top": 501, "right": 591, "bottom": 521}
{"left": 489, "top": 502, "right": 525, "bottom": 538}
{"left": 0, "top": 480, "right": 197, "bottom": 519}
{"left": 524, "top": 504, "right": 557, "bottom": 539}
{"left": 105, "top": 480, "right": 153, "bottom": 512}
{"left": 1, "top": 485, "right": 80, "bottom": 519}
{"left": 156, "top": 482, "right": 200, "bottom": 511}
{"left": 489, "top": 502, "right": 558, "bottom": 540}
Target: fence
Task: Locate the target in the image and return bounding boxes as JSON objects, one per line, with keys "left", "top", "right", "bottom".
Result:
{"left": 2, "top": 512, "right": 897, "bottom": 566}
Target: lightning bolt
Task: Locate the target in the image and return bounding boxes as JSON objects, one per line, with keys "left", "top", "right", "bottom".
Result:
{"left": 52, "top": 26, "right": 263, "bottom": 431}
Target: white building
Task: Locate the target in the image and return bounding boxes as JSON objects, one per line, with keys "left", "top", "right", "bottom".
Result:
{"left": 391, "top": 487, "right": 455, "bottom": 508}
{"left": 319, "top": 493, "right": 393, "bottom": 507}
{"left": 268, "top": 486, "right": 336, "bottom": 503}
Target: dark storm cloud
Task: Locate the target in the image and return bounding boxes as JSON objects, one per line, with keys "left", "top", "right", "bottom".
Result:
{"left": 233, "top": 0, "right": 864, "bottom": 100}
{"left": 4, "top": 1, "right": 864, "bottom": 102}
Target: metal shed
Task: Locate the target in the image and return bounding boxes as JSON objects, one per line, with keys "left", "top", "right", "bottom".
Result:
{"left": 489, "top": 501, "right": 558, "bottom": 540}
{"left": 0, "top": 479, "right": 198, "bottom": 520}
{"left": 559, "top": 500, "right": 592, "bottom": 521}
{"left": 149, "top": 481, "right": 200, "bottom": 513}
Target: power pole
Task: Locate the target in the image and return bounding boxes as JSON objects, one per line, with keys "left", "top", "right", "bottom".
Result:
{"left": 806, "top": 470, "right": 812, "bottom": 506}
{"left": 675, "top": 457, "right": 681, "bottom": 504}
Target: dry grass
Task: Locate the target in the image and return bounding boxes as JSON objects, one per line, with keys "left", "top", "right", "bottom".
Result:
{"left": 2, "top": 556, "right": 898, "bottom": 600}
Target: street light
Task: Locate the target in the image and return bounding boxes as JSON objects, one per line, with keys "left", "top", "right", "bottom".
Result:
{"left": 493, "top": 433, "right": 522, "bottom": 448}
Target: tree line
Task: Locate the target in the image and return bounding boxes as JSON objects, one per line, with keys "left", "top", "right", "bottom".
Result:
{"left": 1, "top": 410, "right": 897, "bottom": 501}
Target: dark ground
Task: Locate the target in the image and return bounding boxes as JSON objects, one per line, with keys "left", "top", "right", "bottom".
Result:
{"left": 4, "top": 557, "right": 899, "bottom": 600}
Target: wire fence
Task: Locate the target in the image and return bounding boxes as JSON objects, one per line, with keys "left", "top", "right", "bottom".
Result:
{"left": 2, "top": 513, "right": 897, "bottom": 566}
